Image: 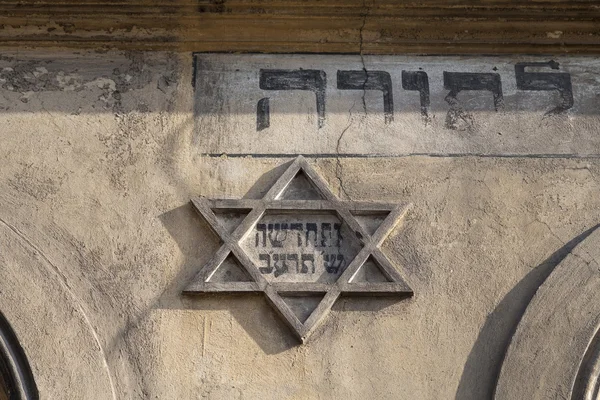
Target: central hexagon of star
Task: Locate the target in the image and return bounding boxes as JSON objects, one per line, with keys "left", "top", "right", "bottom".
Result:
{"left": 184, "top": 156, "right": 413, "bottom": 343}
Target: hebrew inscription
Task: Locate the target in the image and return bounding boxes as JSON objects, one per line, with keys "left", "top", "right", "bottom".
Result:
{"left": 443, "top": 72, "right": 503, "bottom": 130}
{"left": 337, "top": 70, "right": 394, "bottom": 124}
{"left": 514, "top": 61, "right": 573, "bottom": 114}
{"left": 183, "top": 156, "right": 413, "bottom": 343}
{"left": 401, "top": 70, "right": 430, "bottom": 121}
{"left": 257, "top": 69, "right": 327, "bottom": 130}
{"left": 195, "top": 54, "right": 600, "bottom": 155}
{"left": 248, "top": 215, "right": 360, "bottom": 283}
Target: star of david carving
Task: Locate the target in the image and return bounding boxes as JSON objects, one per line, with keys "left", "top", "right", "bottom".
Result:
{"left": 184, "top": 156, "right": 413, "bottom": 343}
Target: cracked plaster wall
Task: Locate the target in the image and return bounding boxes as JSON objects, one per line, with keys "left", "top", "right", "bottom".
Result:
{"left": 0, "top": 50, "right": 598, "bottom": 399}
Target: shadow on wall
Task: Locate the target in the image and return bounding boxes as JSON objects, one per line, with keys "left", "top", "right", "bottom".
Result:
{"left": 157, "top": 162, "right": 301, "bottom": 354}
{"left": 455, "top": 223, "right": 600, "bottom": 400}
{"left": 157, "top": 162, "right": 408, "bottom": 354}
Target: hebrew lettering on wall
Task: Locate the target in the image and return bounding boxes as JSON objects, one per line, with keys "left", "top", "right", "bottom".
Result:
{"left": 401, "top": 70, "right": 430, "bottom": 122}
{"left": 514, "top": 61, "right": 573, "bottom": 115}
{"left": 443, "top": 72, "right": 503, "bottom": 130}
{"left": 250, "top": 215, "right": 352, "bottom": 283}
{"left": 337, "top": 70, "right": 394, "bottom": 124}
{"left": 194, "top": 54, "right": 595, "bottom": 156}
{"left": 257, "top": 69, "right": 327, "bottom": 130}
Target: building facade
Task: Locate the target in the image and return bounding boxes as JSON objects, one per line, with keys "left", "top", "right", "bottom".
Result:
{"left": 0, "top": 1, "right": 599, "bottom": 399}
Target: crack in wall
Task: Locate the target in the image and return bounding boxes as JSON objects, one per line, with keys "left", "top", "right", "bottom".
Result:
{"left": 334, "top": 0, "right": 373, "bottom": 200}
{"left": 358, "top": 0, "right": 373, "bottom": 116}
{"left": 335, "top": 101, "right": 357, "bottom": 199}
{"left": 534, "top": 217, "right": 565, "bottom": 246}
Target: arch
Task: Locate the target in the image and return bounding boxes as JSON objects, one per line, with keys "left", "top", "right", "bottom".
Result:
{"left": 0, "top": 218, "right": 119, "bottom": 398}
{"left": 0, "top": 312, "right": 37, "bottom": 400}
{"left": 495, "top": 226, "right": 600, "bottom": 399}
{"left": 572, "top": 328, "right": 600, "bottom": 399}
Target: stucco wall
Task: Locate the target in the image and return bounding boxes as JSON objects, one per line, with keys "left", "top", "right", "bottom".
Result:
{"left": 0, "top": 51, "right": 599, "bottom": 399}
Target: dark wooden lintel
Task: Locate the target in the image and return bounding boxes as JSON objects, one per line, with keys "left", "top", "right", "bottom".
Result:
{"left": 0, "top": 1, "right": 598, "bottom": 53}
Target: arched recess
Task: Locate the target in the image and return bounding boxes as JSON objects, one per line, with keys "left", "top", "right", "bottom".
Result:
{"left": 572, "top": 328, "right": 600, "bottom": 399}
{"left": 0, "top": 312, "right": 37, "bottom": 399}
{"left": 495, "top": 226, "right": 600, "bottom": 400}
{"left": 0, "top": 218, "right": 118, "bottom": 399}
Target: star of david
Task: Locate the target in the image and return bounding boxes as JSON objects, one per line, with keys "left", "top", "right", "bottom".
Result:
{"left": 184, "top": 156, "right": 413, "bottom": 343}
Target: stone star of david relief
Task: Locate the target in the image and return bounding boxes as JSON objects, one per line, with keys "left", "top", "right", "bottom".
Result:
{"left": 183, "top": 156, "right": 413, "bottom": 343}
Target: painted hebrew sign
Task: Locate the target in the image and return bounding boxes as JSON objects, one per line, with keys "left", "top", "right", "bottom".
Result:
{"left": 194, "top": 54, "right": 600, "bottom": 156}
{"left": 184, "top": 156, "right": 412, "bottom": 342}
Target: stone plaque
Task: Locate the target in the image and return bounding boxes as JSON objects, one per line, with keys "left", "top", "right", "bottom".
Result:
{"left": 184, "top": 156, "right": 412, "bottom": 342}
{"left": 194, "top": 54, "right": 600, "bottom": 157}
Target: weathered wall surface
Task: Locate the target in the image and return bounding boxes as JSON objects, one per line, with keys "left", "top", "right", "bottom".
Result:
{"left": 0, "top": 51, "right": 599, "bottom": 399}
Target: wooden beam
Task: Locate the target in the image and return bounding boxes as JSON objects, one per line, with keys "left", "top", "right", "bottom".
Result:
{"left": 0, "top": 1, "right": 598, "bottom": 53}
